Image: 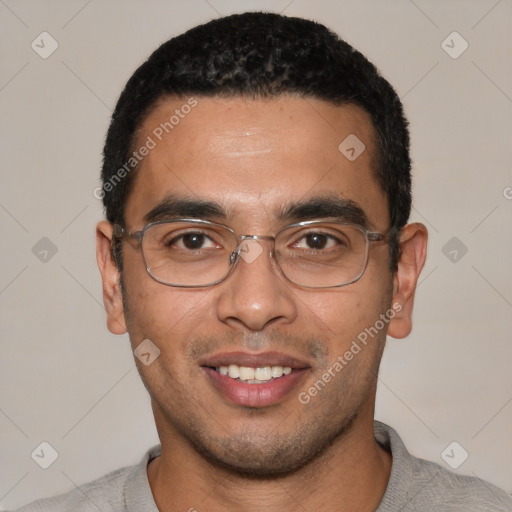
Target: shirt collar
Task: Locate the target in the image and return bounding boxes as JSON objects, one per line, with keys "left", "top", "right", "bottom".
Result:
{"left": 124, "top": 444, "right": 161, "bottom": 511}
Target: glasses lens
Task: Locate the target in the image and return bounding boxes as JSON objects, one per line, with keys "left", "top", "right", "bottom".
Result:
{"left": 275, "top": 223, "right": 369, "bottom": 287}
{"left": 141, "top": 221, "right": 235, "bottom": 286}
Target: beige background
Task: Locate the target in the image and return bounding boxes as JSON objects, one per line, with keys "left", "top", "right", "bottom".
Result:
{"left": 1, "top": 0, "right": 511, "bottom": 508}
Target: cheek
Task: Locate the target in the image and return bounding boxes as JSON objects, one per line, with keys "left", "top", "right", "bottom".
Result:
{"left": 123, "top": 283, "right": 210, "bottom": 396}
{"left": 121, "top": 254, "right": 212, "bottom": 349}
{"left": 300, "top": 271, "right": 393, "bottom": 386}
{"left": 305, "top": 286, "right": 388, "bottom": 344}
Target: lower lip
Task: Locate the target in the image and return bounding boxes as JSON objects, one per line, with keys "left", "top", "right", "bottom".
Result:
{"left": 202, "top": 367, "right": 308, "bottom": 408}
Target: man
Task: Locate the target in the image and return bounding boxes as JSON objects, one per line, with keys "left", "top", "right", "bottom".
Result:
{"left": 15, "top": 11, "right": 512, "bottom": 512}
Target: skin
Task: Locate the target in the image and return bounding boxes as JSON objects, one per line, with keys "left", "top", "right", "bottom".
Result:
{"left": 96, "top": 95, "right": 427, "bottom": 512}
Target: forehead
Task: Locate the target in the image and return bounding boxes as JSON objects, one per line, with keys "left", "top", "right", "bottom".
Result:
{"left": 125, "top": 95, "right": 389, "bottom": 231}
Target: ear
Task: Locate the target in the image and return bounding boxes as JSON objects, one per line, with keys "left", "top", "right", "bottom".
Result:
{"left": 387, "top": 222, "right": 428, "bottom": 339}
{"left": 96, "top": 221, "right": 127, "bottom": 335}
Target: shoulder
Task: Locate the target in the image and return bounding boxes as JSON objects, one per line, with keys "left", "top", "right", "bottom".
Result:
{"left": 10, "top": 445, "right": 160, "bottom": 512}
{"left": 375, "top": 421, "right": 512, "bottom": 512}
{"left": 12, "top": 466, "right": 131, "bottom": 512}
{"left": 409, "top": 455, "right": 512, "bottom": 511}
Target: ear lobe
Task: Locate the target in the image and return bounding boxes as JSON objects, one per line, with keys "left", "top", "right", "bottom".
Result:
{"left": 387, "top": 223, "right": 428, "bottom": 339}
{"left": 96, "top": 221, "right": 127, "bottom": 335}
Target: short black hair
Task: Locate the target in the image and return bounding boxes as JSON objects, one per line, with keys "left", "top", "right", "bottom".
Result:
{"left": 101, "top": 11, "right": 411, "bottom": 270}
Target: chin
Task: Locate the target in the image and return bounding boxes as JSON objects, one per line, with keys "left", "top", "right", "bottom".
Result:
{"left": 192, "top": 442, "right": 318, "bottom": 479}
{"left": 182, "top": 411, "right": 359, "bottom": 480}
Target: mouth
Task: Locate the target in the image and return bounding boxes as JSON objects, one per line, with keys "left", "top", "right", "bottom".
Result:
{"left": 212, "top": 363, "right": 293, "bottom": 383}
{"left": 200, "top": 351, "right": 310, "bottom": 408}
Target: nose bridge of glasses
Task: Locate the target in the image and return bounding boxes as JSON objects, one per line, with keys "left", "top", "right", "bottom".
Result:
{"left": 232, "top": 235, "right": 276, "bottom": 266}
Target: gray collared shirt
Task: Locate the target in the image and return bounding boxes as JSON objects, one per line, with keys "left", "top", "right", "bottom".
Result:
{"left": 12, "top": 421, "right": 512, "bottom": 511}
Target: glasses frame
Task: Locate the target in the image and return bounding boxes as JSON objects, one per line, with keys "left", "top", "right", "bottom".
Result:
{"left": 112, "top": 218, "right": 390, "bottom": 289}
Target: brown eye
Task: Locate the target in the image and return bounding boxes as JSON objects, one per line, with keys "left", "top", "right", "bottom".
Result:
{"left": 181, "top": 233, "right": 207, "bottom": 250}
{"left": 293, "top": 231, "right": 342, "bottom": 251}
{"left": 165, "top": 232, "right": 216, "bottom": 250}
{"left": 304, "top": 233, "right": 329, "bottom": 250}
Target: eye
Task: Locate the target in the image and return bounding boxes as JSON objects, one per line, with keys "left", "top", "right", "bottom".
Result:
{"left": 293, "top": 232, "right": 343, "bottom": 251}
{"left": 166, "top": 232, "right": 218, "bottom": 250}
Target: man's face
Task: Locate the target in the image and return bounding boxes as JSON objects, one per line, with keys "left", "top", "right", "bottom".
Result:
{"left": 114, "top": 96, "right": 396, "bottom": 476}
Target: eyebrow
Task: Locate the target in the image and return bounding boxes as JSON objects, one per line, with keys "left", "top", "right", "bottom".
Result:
{"left": 278, "top": 195, "right": 371, "bottom": 230}
{"left": 143, "top": 194, "right": 371, "bottom": 230}
{"left": 143, "top": 195, "right": 227, "bottom": 224}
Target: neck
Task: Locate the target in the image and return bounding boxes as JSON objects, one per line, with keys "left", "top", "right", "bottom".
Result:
{"left": 147, "top": 404, "right": 392, "bottom": 512}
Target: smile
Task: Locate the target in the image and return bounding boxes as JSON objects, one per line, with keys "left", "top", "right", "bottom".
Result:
{"left": 214, "top": 364, "right": 292, "bottom": 383}
{"left": 200, "top": 351, "right": 310, "bottom": 407}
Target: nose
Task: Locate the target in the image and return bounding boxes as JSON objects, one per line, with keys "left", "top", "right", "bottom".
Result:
{"left": 215, "top": 239, "right": 297, "bottom": 331}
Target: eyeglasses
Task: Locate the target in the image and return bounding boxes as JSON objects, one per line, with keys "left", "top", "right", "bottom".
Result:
{"left": 112, "top": 218, "right": 389, "bottom": 289}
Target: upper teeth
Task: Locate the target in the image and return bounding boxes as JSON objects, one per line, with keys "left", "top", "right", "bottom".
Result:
{"left": 217, "top": 364, "right": 292, "bottom": 382}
